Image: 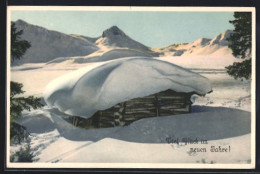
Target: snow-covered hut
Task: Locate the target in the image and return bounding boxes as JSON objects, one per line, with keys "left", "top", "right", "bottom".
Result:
{"left": 44, "top": 58, "right": 212, "bottom": 129}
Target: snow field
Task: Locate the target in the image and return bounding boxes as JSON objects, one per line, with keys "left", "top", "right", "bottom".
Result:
{"left": 59, "top": 134, "right": 250, "bottom": 163}
{"left": 10, "top": 55, "right": 252, "bottom": 165}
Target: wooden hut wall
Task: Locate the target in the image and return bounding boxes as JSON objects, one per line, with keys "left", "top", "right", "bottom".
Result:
{"left": 67, "top": 90, "right": 192, "bottom": 129}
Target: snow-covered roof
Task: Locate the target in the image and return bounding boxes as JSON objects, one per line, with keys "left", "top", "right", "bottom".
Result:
{"left": 44, "top": 57, "right": 212, "bottom": 118}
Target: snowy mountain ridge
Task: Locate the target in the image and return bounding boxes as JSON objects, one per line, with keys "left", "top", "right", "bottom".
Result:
{"left": 13, "top": 19, "right": 234, "bottom": 65}
{"left": 209, "top": 29, "right": 233, "bottom": 46}
{"left": 154, "top": 30, "right": 234, "bottom": 57}
{"left": 102, "top": 26, "right": 127, "bottom": 38}
{"left": 13, "top": 20, "right": 99, "bottom": 65}
{"left": 189, "top": 38, "right": 211, "bottom": 47}
{"left": 96, "top": 26, "right": 152, "bottom": 52}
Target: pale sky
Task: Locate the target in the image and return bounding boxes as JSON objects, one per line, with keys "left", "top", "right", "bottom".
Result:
{"left": 11, "top": 10, "right": 234, "bottom": 48}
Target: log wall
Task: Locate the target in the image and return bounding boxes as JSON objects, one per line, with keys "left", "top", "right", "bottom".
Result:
{"left": 68, "top": 89, "right": 192, "bottom": 129}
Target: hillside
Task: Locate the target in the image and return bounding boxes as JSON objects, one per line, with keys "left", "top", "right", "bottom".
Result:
{"left": 12, "top": 20, "right": 235, "bottom": 66}
{"left": 96, "top": 26, "right": 152, "bottom": 51}
{"left": 13, "top": 20, "right": 159, "bottom": 65}
{"left": 13, "top": 20, "right": 99, "bottom": 65}
{"left": 153, "top": 30, "right": 233, "bottom": 57}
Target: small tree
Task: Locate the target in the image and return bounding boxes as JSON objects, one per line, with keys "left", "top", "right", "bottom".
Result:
{"left": 226, "top": 12, "right": 252, "bottom": 80}
{"left": 10, "top": 139, "right": 39, "bottom": 162}
{"left": 11, "top": 22, "right": 31, "bottom": 62}
{"left": 10, "top": 22, "right": 42, "bottom": 144}
{"left": 10, "top": 81, "right": 42, "bottom": 143}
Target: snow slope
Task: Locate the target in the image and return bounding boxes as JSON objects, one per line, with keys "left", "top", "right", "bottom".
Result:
{"left": 155, "top": 30, "right": 233, "bottom": 57}
{"left": 10, "top": 52, "right": 252, "bottom": 166}
{"left": 96, "top": 26, "right": 152, "bottom": 52}
{"left": 15, "top": 106, "right": 251, "bottom": 164}
{"left": 44, "top": 58, "right": 212, "bottom": 118}
{"left": 47, "top": 48, "right": 155, "bottom": 64}
{"left": 13, "top": 20, "right": 99, "bottom": 65}
{"left": 45, "top": 106, "right": 250, "bottom": 142}
{"left": 59, "top": 134, "right": 250, "bottom": 164}
{"left": 158, "top": 55, "right": 243, "bottom": 69}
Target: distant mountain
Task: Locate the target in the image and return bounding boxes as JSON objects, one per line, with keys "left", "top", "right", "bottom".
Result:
{"left": 13, "top": 20, "right": 99, "bottom": 65}
{"left": 209, "top": 30, "right": 233, "bottom": 46}
{"left": 13, "top": 21, "right": 158, "bottom": 65}
{"left": 46, "top": 25, "right": 159, "bottom": 65}
{"left": 188, "top": 38, "right": 211, "bottom": 47}
{"left": 95, "top": 26, "right": 155, "bottom": 53}
{"left": 70, "top": 34, "right": 99, "bottom": 44}
{"left": 154, "top": 30, "right": 233, "bottom": 57}
{"left": 12, "top": 19, "right": 234, "bottom": 65}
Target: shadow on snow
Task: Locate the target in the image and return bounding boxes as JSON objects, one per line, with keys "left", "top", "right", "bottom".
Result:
{"left": 17, "top": 106, "right": 250, "bottom": 144}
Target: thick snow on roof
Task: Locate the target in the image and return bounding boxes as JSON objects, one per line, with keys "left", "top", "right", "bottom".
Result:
{"left": 44, "top": 57, "right": 212, "bottom": 118}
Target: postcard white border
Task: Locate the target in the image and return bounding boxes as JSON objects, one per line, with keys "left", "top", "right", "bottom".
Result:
{"left": 6, "top": 6, "right": 256, "bottom": 169}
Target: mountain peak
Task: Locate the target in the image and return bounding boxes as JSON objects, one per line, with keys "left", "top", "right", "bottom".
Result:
{"left": 210, "top": 30, "right": 233, "bottom": 46}
{"left": 102, "top": 26, "right": 126, "bottom": 38}
{"left": 224, "top": 29, "right": 233, "bottom": 34}
{"left": 15, "top": 19, "right": 28, "bottom": 25}
{"left": 97, "top": 25, "right": 154, "bottom": 53}
{"left": 221, "top": 29, "right": 233, "bottom": 39}
{"left": 191, "top": 38, "right": 211, "bottom": 46}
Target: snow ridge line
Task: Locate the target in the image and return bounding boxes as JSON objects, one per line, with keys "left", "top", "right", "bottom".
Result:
{"left": 45, "top": 142, "right": 93, "bottom": 163}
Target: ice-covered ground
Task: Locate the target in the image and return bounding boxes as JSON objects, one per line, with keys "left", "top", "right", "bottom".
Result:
{"left": 9, "top": 55, "right": 252, "bottom": 167}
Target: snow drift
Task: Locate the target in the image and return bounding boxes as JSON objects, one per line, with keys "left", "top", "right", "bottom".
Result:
{"left": 46, "top": 48, "right": 154, "bottom": 64}
{"left": 44, "top": 58, "right": 212, "bottom": 118}
{"left": 18, "top": 106, "right": 250, "bottom": 142}
{"left": 15, "top": 107, "right": 250, "bottom": 163}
